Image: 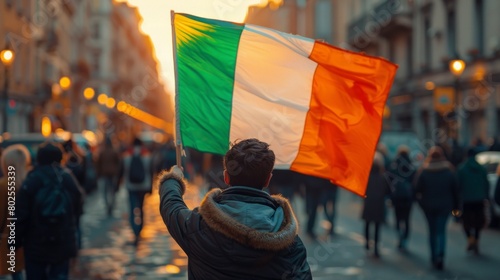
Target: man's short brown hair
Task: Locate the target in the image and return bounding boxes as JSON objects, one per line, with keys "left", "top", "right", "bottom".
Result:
{"left": 224, "top": 139, "right": 275, "bottom": 189}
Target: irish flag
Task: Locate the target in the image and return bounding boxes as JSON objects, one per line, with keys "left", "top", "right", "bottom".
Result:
{"left": 173, "top": 13, "right": 397, "bottom": 196}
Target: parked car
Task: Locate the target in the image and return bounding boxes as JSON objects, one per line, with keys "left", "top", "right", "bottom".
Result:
{"left": 475, "top": 151, "right": 500, "bottom": 227}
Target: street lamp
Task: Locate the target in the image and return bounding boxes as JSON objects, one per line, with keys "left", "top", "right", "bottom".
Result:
{"left": 448, "top": 58, "right": 466, "bottom": 140}
{"left": 1, "top": 47, "right": 15, "bottom": 134}
{"left": 59, "top": 76, "right": 72, "bottom": 90}
{"left": 83, "top": 87, "right": 95, "bottom": 100}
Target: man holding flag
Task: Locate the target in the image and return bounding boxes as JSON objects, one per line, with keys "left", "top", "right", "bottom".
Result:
{"left": 158, "top": 139, "right": 311, "bottom": 279}
{"left": 158, "top": 11, "right": 397, "bottom": 278}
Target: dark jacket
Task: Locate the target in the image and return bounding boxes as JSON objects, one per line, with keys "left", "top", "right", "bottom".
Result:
{"left": 96, "top": 148, "right": 121, "bottom": 177}
{"left": 157, "top": 170, "right": 312, "bottom": 280}
{"left": 415, "top": 160, "right": 460, "bottom": 215}
{"left": 362, "top": 163, "right": 390, "bottom": 223}
{"left": 388, "top": 154, "right": 416, "bottom": 206}
{"left": 16, "top": 164, "right": 84, "bottom": 263}
{"left": 457, "top": 158, "right": 489, "bottom": 203}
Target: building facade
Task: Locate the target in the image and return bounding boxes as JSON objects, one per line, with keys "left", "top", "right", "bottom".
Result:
{"left": 1, "top": 0, "right": 172, "bottom": 138}
{"left": 246, "top": 0, "right": 500, "bottom": 146}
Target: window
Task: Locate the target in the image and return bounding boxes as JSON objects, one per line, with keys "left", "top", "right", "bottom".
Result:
{"left": 92, "top": 23, "right": 100, "bottom": 39}
{"left": 407, "top": 36, "right": 413, "bottom": 77}
{"left": 16, "top": 0, "right": 23, "bottom": 16}
{"left": 92, "top": 52, "right": 100, "bottom": 77}
{"left": 446, "top": 3, "right": 456, "bottom": 57}
{"left": 424, "top": 16, "right": 431, "bottom": 69}
{"left": 474, "top": 0, "right": 484, "bottom": 56}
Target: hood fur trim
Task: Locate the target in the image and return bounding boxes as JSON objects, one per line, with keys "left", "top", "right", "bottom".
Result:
{"left": 199, "top": 189, "right": 299, "bottom": 251}
{"left": 155, "top": 169, "right": 187, "bottom": 195}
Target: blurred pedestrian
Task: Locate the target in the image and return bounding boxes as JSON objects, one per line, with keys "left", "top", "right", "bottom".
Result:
{"left": 268, "top": 169, "right": 296, "bottom": 201}
{"left": 63, "top": 139, "right": 86, "bottom": 190}
{"left": 415, "top": 146, "right": 460, "bottom": 270}
{"left": 96, "top": 137, "right": 122, "bottom": 216}
{"left": 204, "top": 153, "right": 225, "bottom": 191}
{"left": 377, "top": 143, "right": 392, "bottom": 170}
{"left": 494, "top": 163, "right": 500, "bottom": 206}
{"left": 473, "top": 138, "right": 488, "bottom": 153}
{"left": 450, "top": 139, "right": 465, "bottom": 167}
{"left": 489, "top": 136, "right": 500, "bottom": 151}
{"left": 303, "top": 175, "right": 334, "bottom": 239}
{"left": 123, "top": 137, "right": 153, "bottom": 246}
{"left": 388, "top": 146, "right": 416, "bottom": 250}
{"left": 362, "top": 152, "right": 390, "bottom": 258}
{"left": 1, "top": 144, "right": 31, "bottom": 280}
{"left": 62, "top": 138, "right": 86, "bottom": 250}
{"left": 322, "top": 184, "right": 338, "bottom": 236}
{"left": 157, "top": 139, "right": 312, "bottom": 279}
{"left": 82, "top": 143, "right": 98, "bottom": 193}
{"left": 457, "top": 148, "right": 490, "bottom": 255}
{"left": 16, "top": 142, "right": 84, "bottom": 280}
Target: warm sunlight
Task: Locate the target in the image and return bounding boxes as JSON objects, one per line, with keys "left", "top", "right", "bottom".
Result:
{"left": 116, "top": 0, "right": 280, "bottom": 95}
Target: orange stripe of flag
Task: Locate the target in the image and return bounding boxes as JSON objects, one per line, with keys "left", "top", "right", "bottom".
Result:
{"left": 290, "top": 42, "right": 398, "bottom": 196}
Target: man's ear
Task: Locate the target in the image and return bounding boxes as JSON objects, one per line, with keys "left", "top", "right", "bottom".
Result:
{"left": 264, "top": 173, "right": 273, "bottom": 188}
{"left": 224, "top": 170, "right": 230, "bottom": 185}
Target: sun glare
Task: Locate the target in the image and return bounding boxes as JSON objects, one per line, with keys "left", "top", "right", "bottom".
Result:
{"left": 116, "top": 0, "right": 280, "bottom": 95}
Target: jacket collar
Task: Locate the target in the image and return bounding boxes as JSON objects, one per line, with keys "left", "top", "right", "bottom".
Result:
{"left": 199, "top": 188, "right": 298, "bottom": 252}
{"left": 423, "top": 159, "right": 453, "bottom": 171}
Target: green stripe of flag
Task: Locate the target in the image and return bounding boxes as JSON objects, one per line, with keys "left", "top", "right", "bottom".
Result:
{"left": 175, "top": 13, "right": 244, "bottom": 154}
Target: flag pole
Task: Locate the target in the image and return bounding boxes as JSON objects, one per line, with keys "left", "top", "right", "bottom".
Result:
{"left": 171, "top": 10, "right": 182, "bottom": 167}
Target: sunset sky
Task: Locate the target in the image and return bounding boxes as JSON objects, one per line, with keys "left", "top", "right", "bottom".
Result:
{"left": 119, "top": 0, "right": 279, "bottom": 95}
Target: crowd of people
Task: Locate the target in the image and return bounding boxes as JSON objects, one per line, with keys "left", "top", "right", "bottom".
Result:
{"left": 0, "top": 135, "right": 177, "bottom": 279}
{"left": 362, "top": 139, "right": 500, "bottom": 271}
{"left": 1, "top": 135, "right": 500, "bottom": 279}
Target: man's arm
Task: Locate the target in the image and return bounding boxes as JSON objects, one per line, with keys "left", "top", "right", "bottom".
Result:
{"left": 156, "top": 166, "right": 198, "bottom": 251}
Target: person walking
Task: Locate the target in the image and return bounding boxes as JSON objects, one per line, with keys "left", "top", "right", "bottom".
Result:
{"left": 322, "top": 184, "right": 338, "bottom": 236}
{"left": 123, "top": 137, "right": 153, "bottom": 246}
{"left": 388, "top": 146, "right": 416, "bottom": 250}
{"left": 157, "top": 139, "right": 312, "bottom": 279}
{"left": 16, "top": 142, "right": 84, "bottom": 280}
{"left": 415, "top": 146, "right": 460, "bottom": 270}
{"left": 268, "top": 170, "right": 297, "bottom": 201}
{"left": 96, "top": 137, "right": 122, "bottom": 216}
{"left": 302, "top": 174, "right": 334, "bottom": 239}
{"left": 457, "top": 148, "right": 490, "bottom": 254}
{"left": 362, "top": 152, "right": 390, "bottom": 258}
{"left": 0, "top": 144, "right": 31, "bottom": 280}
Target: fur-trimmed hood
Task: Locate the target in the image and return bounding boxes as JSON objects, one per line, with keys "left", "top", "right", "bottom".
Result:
{"left": 199, "top": 188, "right": 299, "bottom": 252}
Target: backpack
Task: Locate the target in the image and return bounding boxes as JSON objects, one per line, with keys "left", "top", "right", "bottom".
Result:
{"left": 129, "top": 154, "right": 146, "bottom": 183}
{"left": 391, "top": 179, "right": 413, "bottom": 201}
{"left": 34, "top": 172, "right": 73, "bottom": 232}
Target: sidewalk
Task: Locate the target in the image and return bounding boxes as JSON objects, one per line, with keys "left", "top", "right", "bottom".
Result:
{"left": 73, "top": 178, "right": 203, "bottom": 279}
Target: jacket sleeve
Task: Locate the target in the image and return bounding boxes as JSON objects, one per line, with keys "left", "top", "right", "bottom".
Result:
{"left": 63, "top": 168, "right": 86, "bottom": 216}
{"left": 157, "top": 170, "right": 198, "bottom": 252}
{"left": 288, "top": 237, "right": 312, "bottom": 280}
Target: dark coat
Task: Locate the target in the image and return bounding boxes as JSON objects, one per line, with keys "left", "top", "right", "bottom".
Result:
{"left": 388, "top": 154, "right": 416, "bottom": 206}
{"left": 157, "top": 170, "right": 312, "bottom": 280}
{"left": 16, "top": 164, "right": 84, "bottom": 263}
{"left": 362, "top": 164, "right": 390, "bottom": 223}
{"left": 415, "top": 160, "right": 460, "bottom": 215}
{"left": 457, "top": 158, "right": 489, "bottom": 203}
